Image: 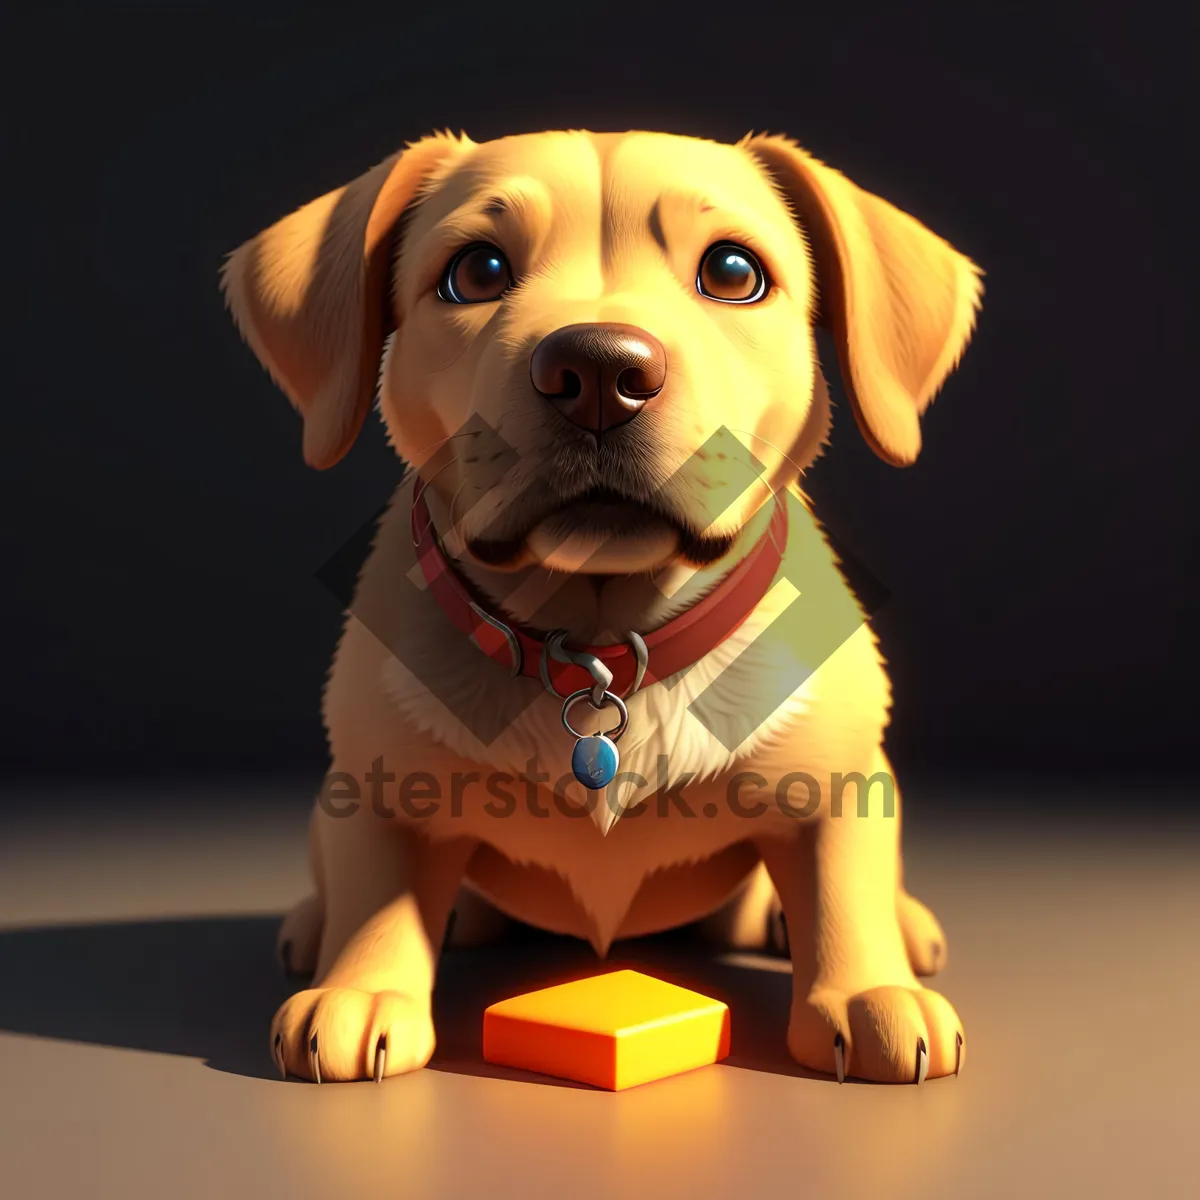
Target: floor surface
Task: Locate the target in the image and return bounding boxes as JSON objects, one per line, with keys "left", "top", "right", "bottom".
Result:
{"left": 1, "top": 782, "right": 1198, "bottom": 1198}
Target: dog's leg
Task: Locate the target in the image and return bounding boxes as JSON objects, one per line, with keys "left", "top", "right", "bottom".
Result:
{"left": 277, "top": 893, "right": 323, "bottom": 977}
{"left": 444, "top": 885, "right": 515, "bottom": 948}
{"left": 756, "top": 752, "right": 965, "bottom": 1083}
{"left": 276, "top": 802, "right": 325, "bottom": 977}
{"left": 274, "top": 804, "right": 513, "bottom": 971}
{"left": 898, "top": 890, "right": 948, "bottom": 977}
{"left": 698, "top": 857, "right": 947, "bottom": 975}
{"left": 694, "top": 861, "right": 789, "bottom": 954}
{"left": 884, "top": 757, "right": 949, "bottom": 977}
{"left": 271, "top": 804, "right": 475, "bottom": 1082}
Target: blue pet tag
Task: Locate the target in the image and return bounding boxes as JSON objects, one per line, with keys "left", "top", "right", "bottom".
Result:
{"left": 571, "top": 734, "right": 620, "bottom": 790}
{"left": 561, "top": 687, "right": 630, "bottom": 793}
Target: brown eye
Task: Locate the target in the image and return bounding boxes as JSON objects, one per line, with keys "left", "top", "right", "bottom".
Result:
{"left": 697, "top": 242, "right": 768, "bottom": 304}
{"left": 438, "top": 243, "right": 513, "bottom": 303}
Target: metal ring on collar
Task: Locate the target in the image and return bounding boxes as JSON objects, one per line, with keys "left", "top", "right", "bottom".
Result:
{"left": 540, "top": 631, "right": 649, "bottom": 702}
{"left": 553, "top": 633, "right": 612, "bottom": 707}
{"left": 540, "top": 631, "right": 612, "bottom": 705}
{"left": 561, "top": 689, "right": 629, "bottom": 743}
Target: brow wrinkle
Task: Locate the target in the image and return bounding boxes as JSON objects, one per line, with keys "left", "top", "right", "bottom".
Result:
{"left": 650, "top": 189, "right": 725, "bottom": 258}
{"left": 648, "top": 199, "right": 668, "bottom": 253}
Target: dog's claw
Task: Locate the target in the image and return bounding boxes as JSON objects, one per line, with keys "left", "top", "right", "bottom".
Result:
{"left": 374, "top": 1036, "right": 387, "bottom": 1084}
{"left": 309, "top": 1033, "right": 322, "bottom": 1085}
{"left": 915, "top": 1037, "right": 929, "bottom": 1085}
{"left": 833, "top": 1032, "right": 846, "bottom": 1084}
{"left": 273, "top": 1032, "right": 286, "bottom": 1080}
{"left": 955, "top": 1031, "right": 964, "bottom": 1077}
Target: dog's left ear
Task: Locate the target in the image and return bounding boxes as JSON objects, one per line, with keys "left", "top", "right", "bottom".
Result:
{"left": 741, "top": 134, "right": 983, "bottom": 466}
{"left": 221, "top": 132, "right": 471, "bottom": 469}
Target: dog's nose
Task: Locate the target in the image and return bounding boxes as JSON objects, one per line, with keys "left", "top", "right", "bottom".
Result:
{"left": 530, "top": 323, "right": 667, "bottom": 436}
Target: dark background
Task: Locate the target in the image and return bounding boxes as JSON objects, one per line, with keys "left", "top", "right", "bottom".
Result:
{"left": 3, "top": 0, "right": 1195, "bottom": 792}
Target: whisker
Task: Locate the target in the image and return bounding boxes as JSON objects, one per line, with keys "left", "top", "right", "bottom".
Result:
{"left": 407, "top": 429, "right": 479, "bottom": 471}
{"left": 411, "top": 456, "right": 459, "bottom": 544}
{"left": 724, "top": 427, "right": 811, "bottom": 483}
{"left": 447, "top": 475, "right": 472, "bottom": 537}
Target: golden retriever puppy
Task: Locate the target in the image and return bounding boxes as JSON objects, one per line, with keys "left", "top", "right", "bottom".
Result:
{"left": 222, "top": 129, "right": 980, "bottom": 1086}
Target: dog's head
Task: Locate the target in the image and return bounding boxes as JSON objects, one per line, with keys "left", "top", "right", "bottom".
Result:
{"left": 223, "top": 130, "right": 981, "bottom": 575}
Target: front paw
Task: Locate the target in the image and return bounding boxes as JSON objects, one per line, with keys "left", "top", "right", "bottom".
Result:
{"left": 789, "top": 984, "right": 965, "bottom": 1084}
{"left": 271, "top": 987, "right": 435, "bottom": 1083}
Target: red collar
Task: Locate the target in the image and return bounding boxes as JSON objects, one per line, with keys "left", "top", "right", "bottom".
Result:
{"left": 411, "top": 488, "right": 788, "bottom": 697}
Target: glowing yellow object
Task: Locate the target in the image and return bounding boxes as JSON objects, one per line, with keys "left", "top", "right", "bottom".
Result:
{"left": 482, "top": 969, "right": 731, "bottom": 1090}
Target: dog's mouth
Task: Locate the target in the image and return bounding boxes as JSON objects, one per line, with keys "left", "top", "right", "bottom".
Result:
{"left": 467, "top": 485, "right": 737, "bottom": 573}
{"left": 538, "top": 487, "right": 674, "bottom": 540}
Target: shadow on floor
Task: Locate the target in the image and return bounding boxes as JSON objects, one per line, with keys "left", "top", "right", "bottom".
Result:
{"left": 0, "top": 916, "right": 813, "bottom": 1085}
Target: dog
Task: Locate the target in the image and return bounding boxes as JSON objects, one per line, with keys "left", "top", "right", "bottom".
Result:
{"left": 222, "top": 128, "right": 981, "bottom": 1085}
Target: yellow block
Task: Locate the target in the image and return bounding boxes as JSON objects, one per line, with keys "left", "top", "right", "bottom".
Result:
{"left": 482, "top": 969, "right": 731, "bottom": 1090}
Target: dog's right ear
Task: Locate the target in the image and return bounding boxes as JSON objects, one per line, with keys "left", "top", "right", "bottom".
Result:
{"left": 741, "top": 134, "right": 982, "bottom": 467}
{"left": 221, "top": 132, "right": 471, "bottom": 469}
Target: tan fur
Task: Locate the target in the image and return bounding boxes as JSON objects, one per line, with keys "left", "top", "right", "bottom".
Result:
{"left": 224, "top": 129, "right": 979, "bottom": 1084}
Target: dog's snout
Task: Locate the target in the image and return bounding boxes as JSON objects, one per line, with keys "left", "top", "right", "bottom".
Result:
{"left": 530, "top": 323, "right": 667, "bottom": 437}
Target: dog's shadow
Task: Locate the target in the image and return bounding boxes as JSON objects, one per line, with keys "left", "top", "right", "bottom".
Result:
{"left": 0, "top": 916, "right": 812, "bottom": 1086}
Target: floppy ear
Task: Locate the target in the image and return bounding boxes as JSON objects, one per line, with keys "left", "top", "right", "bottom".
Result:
{"left": 221, "top": 132, "right": 471, "bottom": 469}
{"left": 740, "top": 134, "right": 983, "bottom": 466}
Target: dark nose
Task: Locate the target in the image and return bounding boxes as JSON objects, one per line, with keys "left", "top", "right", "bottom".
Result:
{"left": 529, "top": 323, "right": 667, "bottom": 437}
